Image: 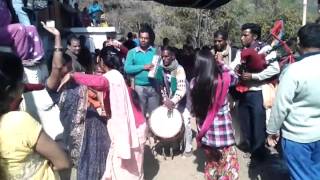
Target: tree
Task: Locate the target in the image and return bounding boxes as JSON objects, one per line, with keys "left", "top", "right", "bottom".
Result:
{"left": 92, "top": 0, "right": 318, "bottom": 48}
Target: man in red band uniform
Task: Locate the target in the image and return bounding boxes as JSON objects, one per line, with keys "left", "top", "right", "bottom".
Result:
{"left": 230, "top": 23, "right": 280, "bottom": 161}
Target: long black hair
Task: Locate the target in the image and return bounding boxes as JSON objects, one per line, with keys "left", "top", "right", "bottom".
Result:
{"left": 0, "top": 52, "right": 24, "bottom": 116}
{"left": 100, "top": 46, "right": 122, "bottom": 72}
{"left": 191, "top": 49, "right": 222, "bottom": 122}
{"left": 99, "top": 46, "right": 141, "bottom": 108}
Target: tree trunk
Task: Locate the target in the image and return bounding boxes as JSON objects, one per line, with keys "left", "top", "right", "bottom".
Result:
{"left": 254, "top": 0, "right": 260, "bottom": 9}
{"left": 272, "top": 0, "right": 278, "bottom": 15}
{"left": 195, "top": 9, "right": 202, "bottom": 48}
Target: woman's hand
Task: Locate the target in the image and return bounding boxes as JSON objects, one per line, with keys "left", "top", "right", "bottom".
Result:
{"left": 41, "top": 21, "right": 60, "bottom": 36}
{"left": 57, "top": 73, "right": 73, "bottom": 92}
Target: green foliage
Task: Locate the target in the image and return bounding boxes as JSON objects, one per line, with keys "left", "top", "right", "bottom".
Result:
{"left": 97, "top": 0, "right": 319, "bottom": 48}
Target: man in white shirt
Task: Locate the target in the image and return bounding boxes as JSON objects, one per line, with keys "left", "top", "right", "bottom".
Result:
{"left": 230, "top": 23, "right": 280, "bottom": 160}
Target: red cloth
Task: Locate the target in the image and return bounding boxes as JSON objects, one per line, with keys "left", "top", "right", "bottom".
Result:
{"left": 72, "top": 72, "right": 111, "bottom": 117}
{"left": 127, "top": 87, "right": 145, "bottom": 128}
{"left": 235, "top": 84, "right": 249, "bottom": 93}
{"left": 72, "top": 72, "right": 144, "bottom": 127}
{"left": 23, "top": 83, "right": 45, "bottom": 92}
{"left": 240, "top": 48, "right": 267, "bottom": 73}
{"left": 9, "top": 83, "right": 44, "bottom": 111}
{"left": 271, "top": 20, "right": 284, "bottom": 37}
{"left": 236, "top": 48, "right": 267, "bottom": 93}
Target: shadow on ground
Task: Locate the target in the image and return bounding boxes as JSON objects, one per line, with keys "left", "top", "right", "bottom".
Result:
{"left": 144, "top": 145, "right": 160, "bottom": 180}
{"left": 248, "top": 154, "right": 290, "bottom": 180}
{"left": 192, "top": 146, "right": 206, "bottom": 173}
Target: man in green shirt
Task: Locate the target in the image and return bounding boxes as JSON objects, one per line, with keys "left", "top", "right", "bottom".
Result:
{"left": 124, "top": 26, "right": 160, "bottom": 117}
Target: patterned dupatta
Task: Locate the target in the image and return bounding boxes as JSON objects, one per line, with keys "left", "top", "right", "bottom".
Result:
{"left": 58, "top": 82, "right": 88, "bottom": 165}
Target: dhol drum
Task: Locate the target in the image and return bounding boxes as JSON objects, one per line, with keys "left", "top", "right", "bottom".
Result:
{"left": 149, "top": 106, "right": 184, "bottom": 142}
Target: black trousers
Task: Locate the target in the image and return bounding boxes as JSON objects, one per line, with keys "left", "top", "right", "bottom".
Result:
{"left": 238, "top": 90, "right": 266, "bottom": 153}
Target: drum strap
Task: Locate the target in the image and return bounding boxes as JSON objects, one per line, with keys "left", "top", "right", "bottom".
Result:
{"left": 162, "top": 70, "right": 170, "bottom": 97}
{"left": 196, "top": 71, "right": 231, "bottom": 147}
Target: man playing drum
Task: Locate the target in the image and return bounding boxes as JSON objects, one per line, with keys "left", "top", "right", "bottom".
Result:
{"left": 154, "top": 46, "right": 193, "bottom": 156}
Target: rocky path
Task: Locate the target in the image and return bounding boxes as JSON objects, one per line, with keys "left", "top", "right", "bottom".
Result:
{"left": 143, "top": 117, "right": 289, "bottom": 180}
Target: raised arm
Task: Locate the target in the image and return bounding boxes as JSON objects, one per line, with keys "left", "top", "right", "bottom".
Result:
{"left": 44, "top": 23, "right": 64, "bottom": 91}
{"left": 57, "top": 72, "right": 109, "bottom": 92}
{"left": 109, "top": 40, "right": 129, "bottom": 56}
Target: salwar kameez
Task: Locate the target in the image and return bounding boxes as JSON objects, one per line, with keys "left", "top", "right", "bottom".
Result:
{"left": 102, "top": 70, "right": 146, "bottom": 180}
{"left": 104, "top": 123, "right": 146, "bottom": 180}
{"left": 203, "top": 145, "right": 239, "bottom": 180}
{"left": 48, "top": 82, "right": 110, "bottom": 180}
{"left": 196, "top": 64, "right": 240, "bottom": 180}
{"left": 71, "top": 70, "right": 146, "bottom": 180}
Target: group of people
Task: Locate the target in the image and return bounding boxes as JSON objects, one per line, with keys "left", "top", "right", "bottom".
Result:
{"left": 60, "top": 0, "right": 106, "bottom": 28}
{"left": 202, "top": 22, "right": 320, "bottom": 180}
{"left": 0, "top": 24, "right": 145, "bottom": 180}
{"left": 1, "top": 0, "right": 320, "bottom": 179}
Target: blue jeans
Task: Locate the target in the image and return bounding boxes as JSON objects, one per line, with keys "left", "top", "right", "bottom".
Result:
{"left": 12, "top": 0, "right": 31, "bottom": 25}
{"left": 282, "top": 138, "right": 320, "bottom": 180}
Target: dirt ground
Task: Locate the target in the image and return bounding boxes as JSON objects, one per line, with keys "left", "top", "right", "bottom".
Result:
{"left": 143, "top": 117, "right": 290, "bottom": 180}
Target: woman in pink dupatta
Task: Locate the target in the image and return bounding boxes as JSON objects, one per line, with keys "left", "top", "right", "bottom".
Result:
{"left": 58, "top": 47, "right": 147, "bottom": 180}
{"left": 191, "top": 49, "right": 239, "bottom": 180}
{"left": 102, "top": 69, "right": 146, "bottom": 180}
